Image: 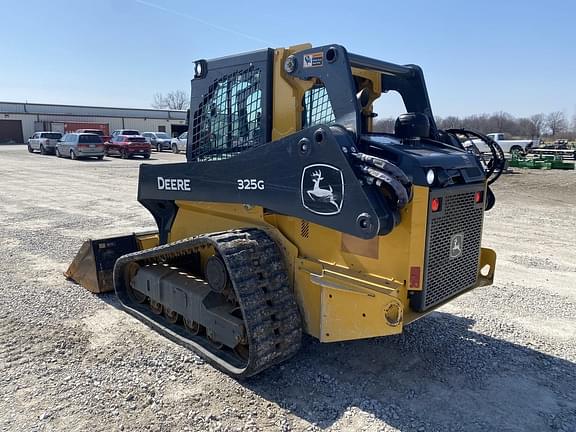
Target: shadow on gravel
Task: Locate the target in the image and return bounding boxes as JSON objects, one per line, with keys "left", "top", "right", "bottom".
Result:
{"left": 94, "top": 292, "right": 576, "bottom": 431}
{"left": 73, "top": 158, "right": 111, "bottom": 163}
{"left": 104, "top": 156, "right": 158, "bottom": 161}
{"left": 245, "top": 312, "right": 576, "bottom": 432}
{"left": 99, "top": 293, "right": 120, "bottom": 306}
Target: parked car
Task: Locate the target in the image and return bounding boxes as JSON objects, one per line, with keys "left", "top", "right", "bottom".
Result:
{"left": 464, "top": 132, "right": 535, "bottom": 154}
{"left": 142, "top": 132, "right": 172, "bottom": 151}
{"left": 170, "top": 132, "right": 188, "bottom": 153}
{"left": 75, "top": 128, "right": 111, "bottom": 144}
{"left": 109, "top": 129, "right": 140, "bottom": 142}
{"left": 105, "top": 135, "right": 151, "bottom": 159}
{"left": 56, "top": 133, "right": 105, "bottom": 160}
{"left": 27, "top": 131, "right": 63, "bottom": 155}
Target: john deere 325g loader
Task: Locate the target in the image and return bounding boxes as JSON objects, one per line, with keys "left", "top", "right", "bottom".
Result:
{"left": 67, "top": 43, "right": 505, "bottom": 378}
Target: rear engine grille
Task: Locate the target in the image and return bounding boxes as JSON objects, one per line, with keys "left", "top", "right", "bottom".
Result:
{"left": 411, "top": 186, "right": 484, "bottom": 311}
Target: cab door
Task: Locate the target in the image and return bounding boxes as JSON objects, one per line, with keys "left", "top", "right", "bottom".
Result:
{"left": 30, "top": 133, "right": 39, "bottom": 150}
{"left": 109, "top": 135, "right": 120, "bottom": 154}
{"left": 178, "top": 132, "right": 188, "bottom": 151}
{"left": 61, "top": 134, "right": 70, "bottom": 155}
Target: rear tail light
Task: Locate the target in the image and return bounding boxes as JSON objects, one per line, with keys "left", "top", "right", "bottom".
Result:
{"left": 431, "top": 197, "right": 442, "bottom": 212}
{"left": 474, "top": 191, "right": 483, "bottom": 203}
{"left": 410, "top": 266, "right": 421, "bottom": 288}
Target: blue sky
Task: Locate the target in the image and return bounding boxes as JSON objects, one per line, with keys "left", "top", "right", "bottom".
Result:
{"left": 1, "top": 0, "right": 574, "bottom": 118}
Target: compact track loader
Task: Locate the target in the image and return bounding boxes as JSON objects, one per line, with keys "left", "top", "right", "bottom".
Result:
{"left": 67, "top": 44, "right": 504, "bottom": 378}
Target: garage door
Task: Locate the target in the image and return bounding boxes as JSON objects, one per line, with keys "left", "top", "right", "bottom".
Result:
{"left": 0, "top": 120, "right": 24, "bottom": 144}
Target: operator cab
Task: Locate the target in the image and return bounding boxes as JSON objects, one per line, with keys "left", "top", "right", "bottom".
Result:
{"left": 187, "top": 44, "right": 502, "bottom": 197}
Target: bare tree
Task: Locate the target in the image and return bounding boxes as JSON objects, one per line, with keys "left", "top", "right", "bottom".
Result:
{"left": 528, "top": 113, "right": 545, "bottom": 137}
{"left": 432, "top": 111, "right": 574, "bottom": 139}
{"left": 515, "top": 118, "right": 535, "bottom": 137}
{"left": 436, "top": 116, "right": 461, "bottom": 129}
{"left": 545, "top": 111, "right": 567, "bottom": 137}
{"left": 335, "top": 110, "right": 576, "bottom": 139}
{"left": 151, "top": 90, "right": 189, "bottom": 110}
{"left": 152, "top": 93, "right": 166, "bottom": 109}
{"left": 373, "top": 117, "right": 396, "bottom": 133}
{"left": 488, "top": 111, "right": 514, "bottom": 134}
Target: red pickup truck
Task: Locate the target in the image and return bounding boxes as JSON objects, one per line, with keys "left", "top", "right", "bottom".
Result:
{"left": 105, "top": 135, "right": 151, "bottom": 159}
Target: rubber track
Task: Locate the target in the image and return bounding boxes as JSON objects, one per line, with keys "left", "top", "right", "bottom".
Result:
{"left": 113, "top": 228, "right": 302, "bottom": 378}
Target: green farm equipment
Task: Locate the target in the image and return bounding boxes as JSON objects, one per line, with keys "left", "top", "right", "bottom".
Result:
{"left": 509, "top": 153, "right": 574, "bottom": 170}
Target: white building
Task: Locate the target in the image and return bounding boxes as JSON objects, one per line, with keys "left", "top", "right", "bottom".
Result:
{"left": 0, "top": 101, "right": 188, "bottom": 144}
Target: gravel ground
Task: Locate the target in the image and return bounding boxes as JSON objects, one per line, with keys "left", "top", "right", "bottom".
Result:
{"left": 0, "top": 146, "right": 575, "bottom": 432}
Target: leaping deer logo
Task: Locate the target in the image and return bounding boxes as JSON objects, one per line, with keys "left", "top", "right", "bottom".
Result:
{"left": 450, "top": 234, "right": 464, "bottom": 258}
{"left": 307, "top": 170, "right": 340, "bottom": 212}
{"left": 301, "top": 164, "right": 344, "bottom": 215}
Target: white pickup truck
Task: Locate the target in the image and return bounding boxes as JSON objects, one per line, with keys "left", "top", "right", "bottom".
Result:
{"left": 466, "top": 133, "right": 536, "bottom": 154}
{"left": 27, "top": 131, "right": 63, "bottom": 155}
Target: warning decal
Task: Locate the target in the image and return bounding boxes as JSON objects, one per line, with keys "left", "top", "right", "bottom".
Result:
{"left": 303, "top": 52, "right": 323, "bottom": 68}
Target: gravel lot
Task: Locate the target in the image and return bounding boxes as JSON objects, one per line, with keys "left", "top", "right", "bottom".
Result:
{"left": 0, "top": 145, "right": 575, "bottom": 432}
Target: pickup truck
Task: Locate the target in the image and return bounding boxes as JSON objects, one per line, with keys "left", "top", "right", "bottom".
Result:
{"left": 27, "top": 131, "right": 63, "bottom": 155}
{"left": 465, "top": 133, "right": 536, "bottom": 154}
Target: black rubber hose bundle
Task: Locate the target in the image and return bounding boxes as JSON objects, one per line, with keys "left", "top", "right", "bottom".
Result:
{"left": 358, "top": 164, "right": 410, "bottom": 209}
{"left": 351, "top": 152, "right": 413, "bottom": 210}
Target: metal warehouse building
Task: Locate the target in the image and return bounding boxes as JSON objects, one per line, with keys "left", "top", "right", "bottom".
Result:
{"left": 0, "top": 101, "right": 188, "bottom": 144}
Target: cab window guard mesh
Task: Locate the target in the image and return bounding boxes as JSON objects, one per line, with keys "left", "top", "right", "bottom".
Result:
{"left": 191, "top": 66, "right": 263, "bottom": 161}
{"left": 302, "top": 85, "right": 336, "bottom": 128}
